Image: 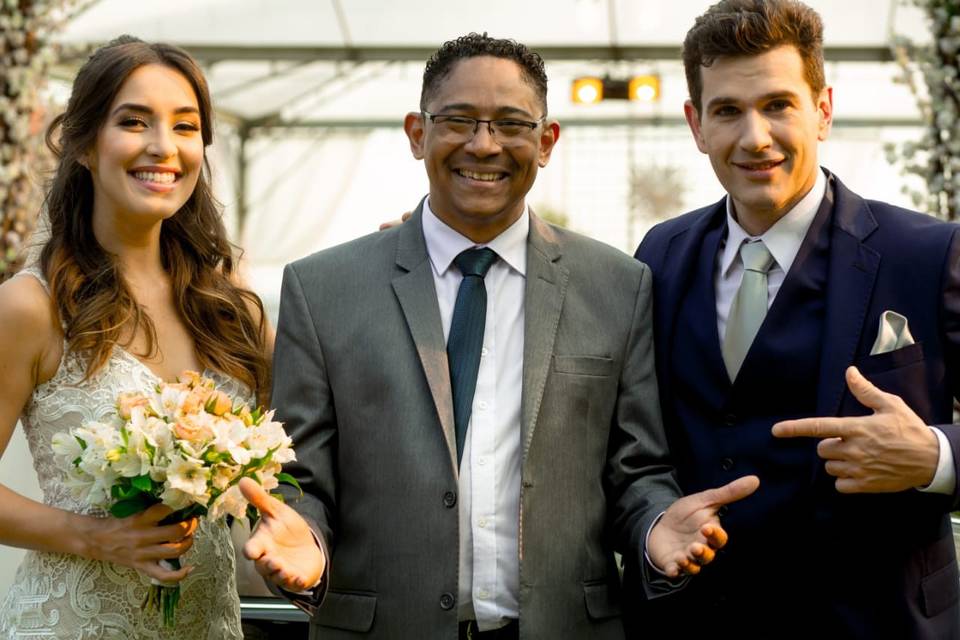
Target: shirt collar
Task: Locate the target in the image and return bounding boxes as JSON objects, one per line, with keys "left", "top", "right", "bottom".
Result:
{"left": 720, "top": 167, "right": 827, "bottom": 278}
{"left": 422, "top": 198, "right": 528, "bottom": 278}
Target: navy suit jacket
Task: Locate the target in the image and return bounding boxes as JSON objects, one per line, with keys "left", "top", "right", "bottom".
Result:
{"left": 631, "top": 171, "right": 960, "bottom": 638}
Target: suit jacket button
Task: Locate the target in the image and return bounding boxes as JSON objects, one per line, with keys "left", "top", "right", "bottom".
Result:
{"left": 443, "top": 491, "right": 457, "bottom": 508}
{"left": 723, "top": 413, "right": 737, "bottom": 427}
{"left": 721, "top": 457, "right": 734, "bottom": 471}
{"left": 440, "top": 592, "right": 455, "bottom": 610}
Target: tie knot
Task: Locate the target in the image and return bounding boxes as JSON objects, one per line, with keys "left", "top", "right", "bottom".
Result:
{"left": 454, "top": 247, "right": 498, "bottom": 278}
{"left": 740, "top": 240, "right": 774, "bottom": 274}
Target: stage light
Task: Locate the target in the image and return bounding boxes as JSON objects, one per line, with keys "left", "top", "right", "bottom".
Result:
{"left": 629, "top": 75, "right": 661, "bottom": 102}
{"left": 571, "top": 75, "right": 661, "bottom": 104}
{"left": 572, "top": 77, "right": 603, "bottom": 104}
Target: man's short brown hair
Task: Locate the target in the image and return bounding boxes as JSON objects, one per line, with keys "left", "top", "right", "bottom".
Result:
{"left": 683, "top": 0, "right": 825, "bottom": 113}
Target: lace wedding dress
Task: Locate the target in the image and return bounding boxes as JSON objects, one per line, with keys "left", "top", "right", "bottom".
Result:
{"left": 0, "top": 267, "right": 243, "bottom": 639}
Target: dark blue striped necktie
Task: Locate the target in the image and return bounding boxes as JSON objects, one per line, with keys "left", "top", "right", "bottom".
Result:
{"left": 448, "top": 247, "right": 498, "bottom": 468}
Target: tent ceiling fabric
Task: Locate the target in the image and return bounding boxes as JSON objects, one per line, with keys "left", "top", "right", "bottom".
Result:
{"left": 61, "top": 0, "right": 907, "bottom": 48}
{"left": 55, "top": 0, "right": 919, "bottom": 126}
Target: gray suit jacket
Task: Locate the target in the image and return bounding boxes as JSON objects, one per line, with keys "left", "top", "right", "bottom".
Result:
{"left": 271, "top": 205, "right": 680, "bottom": 639}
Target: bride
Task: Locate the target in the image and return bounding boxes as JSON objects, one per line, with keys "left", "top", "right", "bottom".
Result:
{"left": 0, "top": 36, "right": 271, "bottom": 639}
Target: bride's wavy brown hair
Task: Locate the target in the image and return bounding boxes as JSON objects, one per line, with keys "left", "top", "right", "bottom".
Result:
{"left": 40, "top": 36, "right": 269, "bottom": 397}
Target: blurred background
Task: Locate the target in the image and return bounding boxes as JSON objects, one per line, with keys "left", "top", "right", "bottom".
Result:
{"left": 1, "top": 0, "right": 956, "bottom": 635}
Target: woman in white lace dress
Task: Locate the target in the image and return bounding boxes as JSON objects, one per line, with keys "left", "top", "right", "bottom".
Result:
{"left": 0, "top": 37, "right": 272, "bottom": 639}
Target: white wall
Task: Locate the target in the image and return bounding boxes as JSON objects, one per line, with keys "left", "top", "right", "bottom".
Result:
{"left": 0, "top": 423, "right": 42, "bottom": 599}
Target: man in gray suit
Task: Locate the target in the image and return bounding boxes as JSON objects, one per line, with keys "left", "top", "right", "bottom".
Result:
{"left": 239, "top": 33, "right": 758, "bottom": 639}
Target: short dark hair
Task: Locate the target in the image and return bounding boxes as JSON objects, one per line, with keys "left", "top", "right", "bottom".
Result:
{"left": 420, "top": 32, "right": 548, "bottom": 114}
{"left": 683, "top": 0, "right": 825, "bottom": 113}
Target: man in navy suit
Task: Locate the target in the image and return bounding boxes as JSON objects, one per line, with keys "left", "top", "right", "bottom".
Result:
{"left": 629, "top": 1, "right": 960, "bottom": 637}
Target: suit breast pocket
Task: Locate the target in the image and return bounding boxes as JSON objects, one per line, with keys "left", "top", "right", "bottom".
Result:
{"left": 851, "top": 342, "right": 934, "bottom": 421}
{"left": 553, "top": 355, "right": 614, "bottom": 377}
{"left": 855, "top": 341, "right": 924, "bottom": 376}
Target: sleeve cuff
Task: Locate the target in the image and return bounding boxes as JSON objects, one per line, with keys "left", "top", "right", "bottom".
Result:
{"left": 643, "top": 511, "right": 670, "bottom": 576}
{"left": 642, "top": 510, "right": 689, "bottom": 594}
{"left": 918, "top": 427, "right": 956, "bottom": 495}
{"left": 275, "top": 527, "right": 329, "bottom": 617}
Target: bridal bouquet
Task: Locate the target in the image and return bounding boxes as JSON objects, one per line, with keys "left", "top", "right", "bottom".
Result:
{"left": 50, "top": 370, "right": 298, "bottom": 627}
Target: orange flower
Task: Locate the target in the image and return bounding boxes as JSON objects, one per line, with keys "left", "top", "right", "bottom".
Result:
{"left": 187, "top": 387, "right": 217, "bottom": 414}
{"left": 117, "top": 392, "right": 150, "bottom": 420}
{"left": 205, "top": 390, "right": 232, "bottom": 417}
{"left": 174, "top": 414, "right": 213, "bottom": 443}
{"left": 177, "top": 370, "right": 202, "bottom": 387}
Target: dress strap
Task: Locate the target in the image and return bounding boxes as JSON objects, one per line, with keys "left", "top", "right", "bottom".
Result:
{"left": 12, "top": 263, "right": 50, "bottom": 295}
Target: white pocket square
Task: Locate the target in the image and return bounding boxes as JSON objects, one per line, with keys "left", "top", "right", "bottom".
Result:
{"left": 870, "top": 310, "right": 915, "bottom": 355}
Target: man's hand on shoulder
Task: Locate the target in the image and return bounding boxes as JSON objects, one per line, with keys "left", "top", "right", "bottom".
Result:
{"left": 379, "top": 211, "right": 412, "bottom": 231}
{"left": 239, "top": 477, "right": 326, "bottom": 592}
{"left": 647, "top": 475, "right": 759, "bottom": 578}
{"left": 772, "top": 366, "right": 940, "bottom": 493}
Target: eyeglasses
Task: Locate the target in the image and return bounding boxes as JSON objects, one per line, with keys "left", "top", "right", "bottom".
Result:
{"left": 422, "top": 111, "right": 545, "bottom": 143}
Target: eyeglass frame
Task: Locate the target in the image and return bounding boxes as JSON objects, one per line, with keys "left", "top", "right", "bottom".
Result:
{"left": 420, "top": 111, "right": 547, "bottom": 143}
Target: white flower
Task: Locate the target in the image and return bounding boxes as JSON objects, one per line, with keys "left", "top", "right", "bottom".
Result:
{"left": 210, "top": 464, "right": 241, "bottom": 492}
{"left": 51, "top": 431, "right": 82, "bottom": 462}
{"left": 257, "top": 466, "right": 281, "bottom": 492}
{"left": 85, "top": 466, "right": 119, "bottom": 508}
{"left": 159, "top": 486, "right": 194, "bottom": 511}
{"left": 62, "top": 467, "right": 95, "bottom": 504}
{"left": 165, "top": 456, "right": 210, "bottom": 503}
{"left": 141, "top": 416, "right": 174, "bottom": 455}
{"left": 209, "top": 485, "right": 249, "bottom": 521}
{"left": 158, "top": 386, "right": 189, "bottom": 417}
{"left": 112, "top": 449, "right": 152, "bottom": 478}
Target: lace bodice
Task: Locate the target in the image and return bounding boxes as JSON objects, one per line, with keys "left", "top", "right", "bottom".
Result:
{"left": 0, "top": 267, "right": 243, "bottom": 639}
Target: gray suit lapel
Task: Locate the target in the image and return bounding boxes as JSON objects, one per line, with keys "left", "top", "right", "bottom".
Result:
{"left": 521, "top": 214, "right": 569, "bottom": 459}
{"left": 392, "top": 204, "right": 458, "bottom": 475}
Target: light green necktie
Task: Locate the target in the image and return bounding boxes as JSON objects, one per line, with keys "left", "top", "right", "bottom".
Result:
{"left": 722, "top": 240, "right": 775, "bottom": 381}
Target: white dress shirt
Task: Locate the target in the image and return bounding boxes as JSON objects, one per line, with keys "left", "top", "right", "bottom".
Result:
{"left": 715, "top": 169, "right": 954, "bottom": 494}
{"left": 422, "top": 199, "right": 524, "bottom": 630}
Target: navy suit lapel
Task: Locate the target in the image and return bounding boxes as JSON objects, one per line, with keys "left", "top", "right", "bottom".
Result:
{"left": 815, "top": 174, "right": 881, "bottom": 416}
{"left": 656, "top": 199, "right": 727, "bottom": 392}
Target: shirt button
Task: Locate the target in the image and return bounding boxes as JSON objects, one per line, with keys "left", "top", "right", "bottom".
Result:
{"left": 478, "top": 518, "right": 487, "bottom": 528}
{"left": 477, "top": 401, "right": 488, "bottom": 411}
{"left": 478, "top": 589, "right": 489, "bottom": 600}
{"left": 481, "top": 348, "right": 489, "bottom": 357}
{"left": 721, "top": 457, "right": 734, "bottom": 471}
{"left": 442, "top": 491, "right": 457, "bottom": 508}
{"left": 439, "top": 592, "right": 455, "bottom": 610}
{"left": 478, "top": 456, "right": 487, "bottom": 466}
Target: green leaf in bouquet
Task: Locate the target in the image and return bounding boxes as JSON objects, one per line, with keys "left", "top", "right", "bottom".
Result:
{"left": 250, "top": 407, "right": 262, "bottom": 424}
{"left": 131, "top": 474, "right": 154, "bottom": 493}
{"left": 111, "top": 481, "right": 142, "bottom": 501}
{"left": 276, "top": 472, "right": 303, "bottom": 496}
{"left": 203, "top": 449, "right": 231, "bottom": 464}
{"left": 120, "top": 425, "right": 130, "bottom": 447}
{"left": 246, "top": 503, "right": 260, "bottom": 529}
{"left": 110, "top": 494, "right": 152, "bottom": 518}
{"left": 75, "top": 435, "right": 87, "bottom": 450}
{"left": 270, "top": 492, "right": 286, "bottom": 503}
